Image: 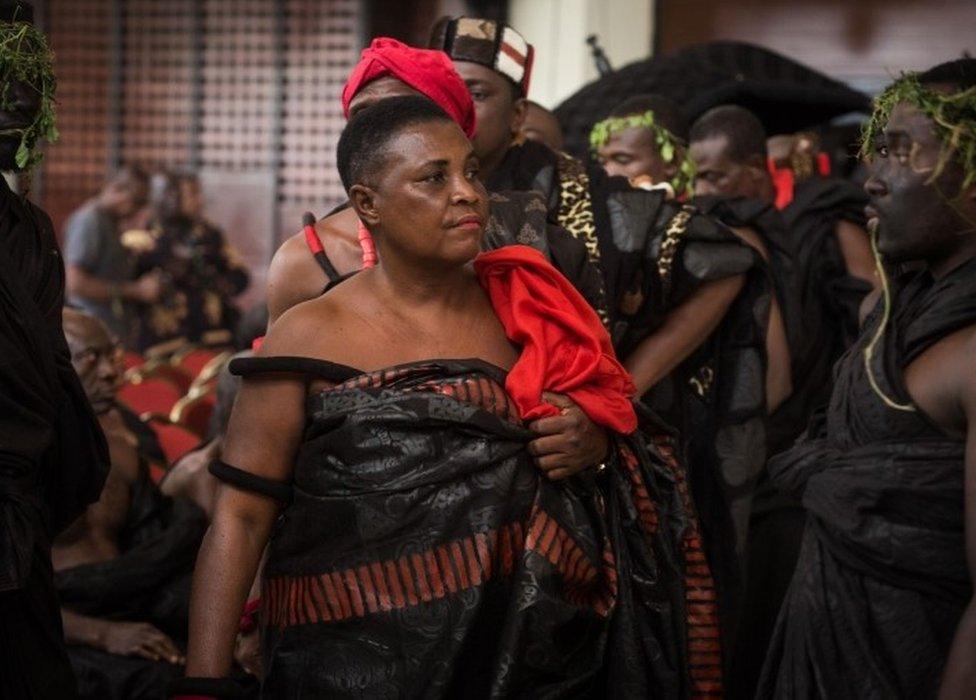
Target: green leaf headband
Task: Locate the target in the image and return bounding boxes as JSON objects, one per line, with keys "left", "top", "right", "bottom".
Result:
{"left": 589, "top": 109, "right": 695, "bottom": 198}
{"left": 0, "top": 21, "right": 58, "bottom": 170}
{"left": 860, "top": 71, "right": 976, "bottom": 190}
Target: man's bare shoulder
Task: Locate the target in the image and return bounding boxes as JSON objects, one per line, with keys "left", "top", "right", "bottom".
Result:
{"left": 905, "top": 322, "right": 976, "bottom": 436}
{"left": 266, "top": 231, "right": 327, "bottom": 325}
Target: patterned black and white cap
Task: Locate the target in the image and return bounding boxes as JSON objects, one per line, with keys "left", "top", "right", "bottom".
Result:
{"left": 430, "top": 16, "right": 534, "bottom": 97}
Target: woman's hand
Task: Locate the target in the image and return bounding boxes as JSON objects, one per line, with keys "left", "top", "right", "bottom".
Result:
{"left": 528, "top": 392, "right": 609, "bottom": 480}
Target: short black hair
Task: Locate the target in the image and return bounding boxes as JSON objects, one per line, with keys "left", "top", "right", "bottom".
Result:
{"left": 607, "top": 94, "right": 690, "bottom": 141}
{"left": 918, "top": 58, "right": 976, "bottom": 91}
{"left": 689, "top": 104, "right": 768, "bottom": 162}
{"left": 336, "top": 95, "right": 455, "bottom": 193}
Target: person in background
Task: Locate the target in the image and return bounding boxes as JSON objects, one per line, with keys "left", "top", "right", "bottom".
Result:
{"left": 592, "top": 94, "right": 694, "bottom": 196}
{"left": 55, "top": 308, "right": 208, "bottom": 699}
{"left": 0, "top": 5, "right": 110, "bottom": 697}
{"left": 130, "top": 172, "right": 249, "bottom": 354}
{"left": 586, "top": 92, "right": 782, "bottom": 655}
{"left": 684, "top": 103, "right": 836, "bottom": 697}
{"left": 758, "top": 58, "right": 976, "bottom": 699}
{"left": 64, "top": 165, "right": 157, "bottom": 346}
{"left": 521, "top": 100, "right": 564, "bottom": 152}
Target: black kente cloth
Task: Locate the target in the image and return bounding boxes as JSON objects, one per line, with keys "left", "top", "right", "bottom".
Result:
{"left": 600, "top": 190, "right": 769, "bottom": 654}
{"left": 757, "top": 258, "right": 976, "bottom": 699}
{"left": 0, "top": 179, "right": 108, "bottom": 699}
{"left": 781, "top": 175, "right": 872, "bottom": 361}
{"left": 223, "top": 356, "right": 710, "bottom": 699}
{"left": 56, "top": 462, "right": 207, "bottom": 699}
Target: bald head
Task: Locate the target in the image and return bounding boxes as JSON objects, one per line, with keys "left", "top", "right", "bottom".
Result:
{"left": 64, "top": 308, "right": 121, "bottom": 414}
{"left": 522, "top": 101, "right": 564, "bottom": 152}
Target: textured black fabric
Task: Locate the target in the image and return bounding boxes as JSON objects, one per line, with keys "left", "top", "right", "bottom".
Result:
{"left": 724, "top": 180, "right": 871, "bottom": 697}
{"left": 554, "top": 41, "right": 869, "bottom": 157}
{"left": 0, "top": 177, "right": 109, "bottom": 590}
{"left": 607, "top": 193, "right": 770, "bottom": 655}
{"left": 0, "top": 178, "right": 108, "bottom": 698}
{"left": 757, "top": 258, "right": 976, "bottom": 698}
{"left": 234, "top": 357, "right": 695, "bottom": 698}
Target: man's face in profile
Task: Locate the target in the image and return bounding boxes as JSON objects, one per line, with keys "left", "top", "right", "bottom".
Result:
{"left": 0, "top": 72, "right": 41, "bottom": 171}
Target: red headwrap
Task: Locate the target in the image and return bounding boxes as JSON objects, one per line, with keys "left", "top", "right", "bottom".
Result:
{"left": 475, "top": 246, "right": 638, "bottom": 434}
{"left": 341, "top": 37, "right": 476, "bottom": 139}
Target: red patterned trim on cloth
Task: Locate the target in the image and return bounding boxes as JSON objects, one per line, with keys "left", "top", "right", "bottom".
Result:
{"left": 265, "top": 505, "right": 617, "bottom": 629}
{"left": 330, "top": 367, "right": 521, "bottom": 423}
{"left": 265, "top": 521, "right": 526, "bottom": 628}
{"left": 617, "top": 442, "right": 660, "bottom": 536}
{"left": 524, "top": 505, "right": 617, "bottom": 617}
{"left": 651, "top": 434, "right": 724, "bottom": 698}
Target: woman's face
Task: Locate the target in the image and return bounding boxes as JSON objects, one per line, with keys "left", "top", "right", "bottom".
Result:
{"left": 357, "top": 119, "right": 488, "bottom": 269}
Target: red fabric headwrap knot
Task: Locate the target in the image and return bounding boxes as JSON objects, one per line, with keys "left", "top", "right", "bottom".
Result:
{"left": 341, "top": 37, "right": 476, "bottom": 139}
{"left": 474, "top": 245, "right": 638, "bottom": 434}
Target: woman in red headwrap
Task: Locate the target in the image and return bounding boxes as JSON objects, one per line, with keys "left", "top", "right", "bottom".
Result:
{"left": 175, "top": 96, "right": 696, "bottom": 700}
{"left": 265, "top": 38, "right": 611, "bottom": 483}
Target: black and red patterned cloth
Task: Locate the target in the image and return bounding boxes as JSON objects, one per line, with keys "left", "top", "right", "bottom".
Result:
{"left": 224, "top": 356, "right": 717, "bottom": 698}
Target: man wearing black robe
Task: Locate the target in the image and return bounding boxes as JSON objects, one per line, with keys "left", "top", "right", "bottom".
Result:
{"left": 430, "top": 21, "right": 773, "bottom": 663}
{"left": 758, "top": 58, "right": 976, "bottom": 698}
{"left": 0, "top": 5, "right": 109, "bottom": 697}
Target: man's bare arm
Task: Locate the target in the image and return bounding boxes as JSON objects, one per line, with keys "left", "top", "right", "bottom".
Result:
{"left": 939, "top": 333, "right": 976, "bottom": 699}
{"left": 624, "top": 275, "right": 744, "bottom": 395}
{"left": 729, "top": 226, "right": 792, "bottom": 412}
{"left": 835, "top": 220, "right": 878, "bottom": 289}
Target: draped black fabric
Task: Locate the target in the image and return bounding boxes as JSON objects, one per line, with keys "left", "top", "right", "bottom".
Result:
{"left": 598, "top": 189, "right": 770, "bottom": 654}
{"left": 487, "top": 143, "right": 775, "bottom": 656}
{"left": 757, "top": 258, "right": 976, "bottom": 698}
{"left": 0, "top": 178, "right": 109, "bottom": 699}
{"left": 781, "top": 176, "right": 872, "bottom": 371}
{"left": 56, "top": 460, "right": 207, "bottom": 699}
{"left": 0, "top": 177, "right": 109, "bottom": 590}
{"left": 223, "top": 357, "right": 705, "bottom": 699}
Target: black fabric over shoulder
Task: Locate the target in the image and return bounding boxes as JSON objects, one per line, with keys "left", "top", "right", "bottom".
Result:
{"left": 229, "top": 355, "right": 361, "bottom": 383}
{"left": 209, "top": 459, "right": 293, "bottom": 504}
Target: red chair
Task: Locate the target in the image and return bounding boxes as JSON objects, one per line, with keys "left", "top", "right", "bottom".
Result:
{"left": 170, "top": 389, "right": 217, "bottom": 438}
{"left": 125, "top": 360, "right": 193, "bottom": 394}
{"left": 117, "top": 377, "right": 184, "bottom": 419}
{"left": 146, "top": 417, "right": 201, "bottom": 466}
{"left": 189, "top": 351, "right": 233, "bottom": 391}
{"left": 173, "top": 346, "right": 221, "bottom": 381}
{"left": 123, "top": 351, "right": 145, "bottom": 371}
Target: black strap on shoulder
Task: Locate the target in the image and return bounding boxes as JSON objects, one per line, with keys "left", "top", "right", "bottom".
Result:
{"left": 322, "top": 269, "right": 359, "bottom": 294}
{"left": 229, "top": 355, "right": 361, "bottom": 383}
{"left": 209, "top": 459, "right": 293, "bottom": 504}
{"left": 313, "top": 248, "right": 342, "bottom": 283}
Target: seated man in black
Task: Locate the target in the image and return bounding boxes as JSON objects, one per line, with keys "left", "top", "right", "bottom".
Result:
{"left": 129, "top": 172, "right": 249, "bottom": 354}
{"left": 54, "top": 308, "right": 207, "bottom": 699}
